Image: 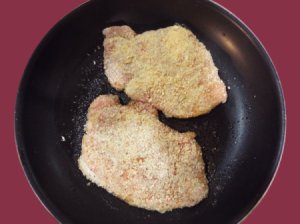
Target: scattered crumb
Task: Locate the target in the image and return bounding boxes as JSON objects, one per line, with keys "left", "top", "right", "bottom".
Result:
{"left": 211, "top": 199, "right": 217, "bottom": 207}
{"left": 211, "top": 147, "right": 218, "bottom": 152}
{"left": 254, "top": 95, "right": 257, "bottom": 98}
{"left": 93, "top": 60, "right": 96, "bottom": 65}
{"left": 227, "top": 86, "right": 231, "bottom": 90}
{"left": 61, "top": 136, "right": 66, "bottom": 142}
{"left": 87, "top": 53, "right": 90, "bottom": 57}
{"left": 97, "top": 45, "right": 101, "bottom": 50}
{"left": 215, "top": 185, "right": 222, "bottom": 191}
{"left": 87, "top": 182, "right": 91, "bottom": 186}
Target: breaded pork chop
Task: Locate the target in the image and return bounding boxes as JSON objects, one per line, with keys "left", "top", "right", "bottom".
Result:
{"left": 78, "top": 95, "right": 208, "bottom": 213}
{"left": 103, "top": 25, "right": 227, "bottom": 118}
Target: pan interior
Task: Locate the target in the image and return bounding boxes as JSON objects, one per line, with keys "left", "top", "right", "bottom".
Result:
{"left": 16, "top": 1, "right": 285, "bottom": 224}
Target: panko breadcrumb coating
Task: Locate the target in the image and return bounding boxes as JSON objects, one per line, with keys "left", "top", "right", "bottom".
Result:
{"left": 103, "top": 25, "right": 227, "bottom": 118}
{"left": 78, "top": 95, "right": 208, "bottom": 213}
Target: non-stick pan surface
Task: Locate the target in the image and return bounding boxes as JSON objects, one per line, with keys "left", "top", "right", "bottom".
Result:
{"left": 15, "top": 0, "right": 286, "bottom": 223}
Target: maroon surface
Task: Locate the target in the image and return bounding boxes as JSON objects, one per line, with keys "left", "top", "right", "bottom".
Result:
{"left": 0, "top": 1, "right": 298, "bottom": 223}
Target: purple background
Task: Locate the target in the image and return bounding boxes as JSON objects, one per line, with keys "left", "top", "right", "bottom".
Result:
{"left": 1, "top": 1, "right": 298, "bottom": 223}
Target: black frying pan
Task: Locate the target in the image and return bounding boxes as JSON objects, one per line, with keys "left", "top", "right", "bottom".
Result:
{"left": 15, "top": 0, "right": 286, "bottom": 223}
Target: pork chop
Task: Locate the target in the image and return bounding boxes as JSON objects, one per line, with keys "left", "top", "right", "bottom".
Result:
{"left": 78, "top": 95, "right": 208, "bottom": 213}
{"left": 103, "top": 25, "right": 227, "bottom": 118}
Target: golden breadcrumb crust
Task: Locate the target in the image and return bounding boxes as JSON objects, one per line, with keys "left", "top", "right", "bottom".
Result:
{"left": 78, "top": 95, "right": 208, "bottom": 213}
{"left": 103, "top": 25, "right": 227, "bottom": 118}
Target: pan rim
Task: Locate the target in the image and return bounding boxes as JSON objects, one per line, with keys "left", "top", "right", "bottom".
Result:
{"left": 14, "top": 0, "right": 286, "bottom": 223}
{"left": 14, "top": 1, "right": 92, "bottom": 223}
{"left": 210, "top": 1, "right": 286, "bottom": 223}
